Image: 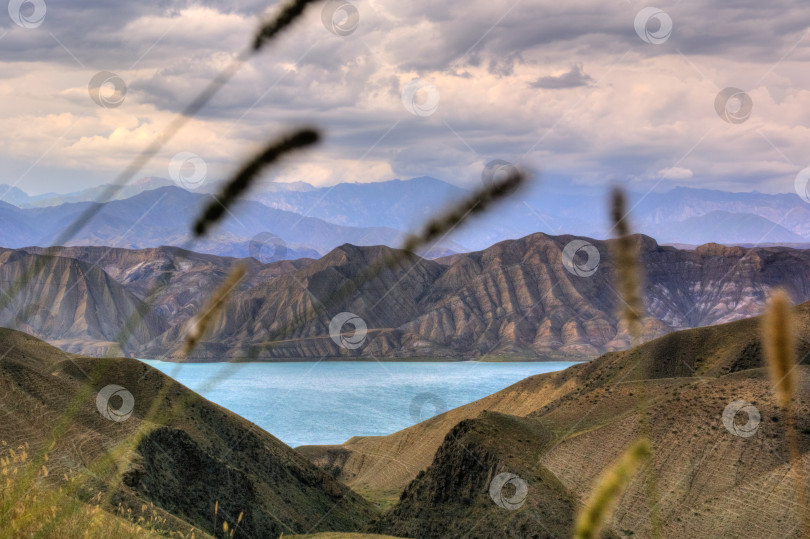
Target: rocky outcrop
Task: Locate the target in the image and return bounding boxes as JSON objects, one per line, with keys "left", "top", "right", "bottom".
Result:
{"left": 368, "top": 414, "right": 579, "bottom": 538}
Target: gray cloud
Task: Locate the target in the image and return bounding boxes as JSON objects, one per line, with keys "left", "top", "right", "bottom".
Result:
{"left": 529, "top": 64, "right": 594, "bottom": 89}
{"left": 1, "top": 0, "right": 810, "bottom": 197}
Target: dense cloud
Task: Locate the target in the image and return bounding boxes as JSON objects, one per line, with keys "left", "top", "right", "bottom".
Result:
{"left": 0, "top": 0, "right": 809, "bottom": 197}
{"left": 529, "top": 64, "right": 594, "bottom": 89}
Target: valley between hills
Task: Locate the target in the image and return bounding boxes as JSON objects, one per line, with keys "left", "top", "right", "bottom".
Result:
{"left": 5, "top": 0, "right": 810, "bottom": 537}
{"left": 3, "top": 232, "right": 810, "bottom": 362}
{"left": 2, "top": 295, "right": 808, "bottom": 537}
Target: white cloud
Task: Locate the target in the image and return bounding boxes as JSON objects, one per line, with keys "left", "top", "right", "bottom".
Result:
{"left": 0, "top": 0, "right": 809, "bottom": 196}
{"left": 657, "top": 167, "right": 694, "bottom": 180}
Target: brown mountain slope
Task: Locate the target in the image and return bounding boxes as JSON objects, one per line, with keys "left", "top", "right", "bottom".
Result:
{"left": 5, "top": 233, "right": 810, "bottom": 361}
{"left": 0, "top": 250, "right": 166, "bottom": 356}
{"left": 368, "top": 367, "right": 810, "bottom": 538}
{"left": 22, "top": 245, "right": 313, "bottom": 330}
{"left": 141, "top": 244, "right": 445, "bottom": 360}
{"left": 0, "top": 328, "right": 376, "bottom": 537}
{"left": 368, "top": 413, "right": 583, "bottom": 538}
{"left": 357, "top": 304, "right": 810, "bottom": 537}
{"left": 299, "top": 302, "right": 810, "bottom": 522}
{"left": 143, "top": 233, "right": 810, "bottom": 360}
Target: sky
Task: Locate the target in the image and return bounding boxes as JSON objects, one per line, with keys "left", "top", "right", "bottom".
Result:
{"left": 1, "top": 0, "right": 809, "bottom": 195}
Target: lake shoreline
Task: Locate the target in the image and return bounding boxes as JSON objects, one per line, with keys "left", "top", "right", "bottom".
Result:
{"left": 136, "top": 359, "right": 582, "bottom": 446}
{"left": 137, "top": 355, "right": 591, "bottom": 364}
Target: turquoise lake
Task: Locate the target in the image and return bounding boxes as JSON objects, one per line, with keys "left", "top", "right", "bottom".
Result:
{"left": 138, "top": 360, "right": 579, "bottom": 447}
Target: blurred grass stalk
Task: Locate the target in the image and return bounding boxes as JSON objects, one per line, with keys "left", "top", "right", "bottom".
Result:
{"left": 574, "top": 438, "right": 650, "bottom": 539}
{"left": 762, "top": 290, "right": 808, "bottom": 536}
{"left": 185, "top": 263, "right": 248, "bottom": 356}
{"left": 609, "top": 187, "right": 661, "bottom": 538}
{"left": 610, "top": 188, "right": 643, "bottom": 342}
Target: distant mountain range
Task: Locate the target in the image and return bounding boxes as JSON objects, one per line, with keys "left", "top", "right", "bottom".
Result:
{"left": 0, "top": 186, "right": 451, "bottom": 259}
{"left": 0, "top": 177, "right": 176, "bottom": 207}
{"left": 189, "top": 177, "right": 810, "bottom": 248}
{"left": 5, "top": 233, "right": 810, "bottom": 359}
{"left": 3, "top": 176, "right": 810, "bottom": 253}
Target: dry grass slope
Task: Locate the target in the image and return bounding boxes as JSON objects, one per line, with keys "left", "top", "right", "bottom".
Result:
{"left": 302, "top": 302, "right": 810, "bottom": 537}
{"left": 0, "top": 328, "right": 376, "bottom": 537}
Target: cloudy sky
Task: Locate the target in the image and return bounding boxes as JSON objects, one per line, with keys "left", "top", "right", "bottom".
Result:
{"left": 1, "top": 0, "right": 809, "bottom": 195}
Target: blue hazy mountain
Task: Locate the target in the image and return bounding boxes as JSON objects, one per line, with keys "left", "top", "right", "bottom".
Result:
{"left": 233, "top": 178, "right": 810, "bottom": 249}
{"left": 0, "top": 186, "right": 422, "bottom": 258}
{"left": 644, "top": 210, "right": 806, "bottom": 244}
{"left": 3, "top": 177, "right": 810, "bottom": 253}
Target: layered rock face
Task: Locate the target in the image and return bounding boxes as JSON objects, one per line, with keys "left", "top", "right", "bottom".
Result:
{"left": 162, "top": 234, "right": 810, "bottom": 360}
{"left": 0, "top": 249, "right": 166, "bottom": 355}
{"left": 3, "top": 233, "right": 810, "bottom": 360}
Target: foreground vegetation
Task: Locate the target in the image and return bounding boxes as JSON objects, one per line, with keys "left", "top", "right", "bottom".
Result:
{"left": 1, "top": 442, "right": 199, "bottom": 538}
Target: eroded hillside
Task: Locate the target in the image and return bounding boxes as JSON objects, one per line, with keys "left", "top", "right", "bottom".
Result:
{"left": 302, "top": 303, "right": 810, "bottom": 538}
{"left": 0, "top": 328, "right": 376, "bottom": 537}
{"left": 5, "top": 233, "right": 810, "bottom": 362}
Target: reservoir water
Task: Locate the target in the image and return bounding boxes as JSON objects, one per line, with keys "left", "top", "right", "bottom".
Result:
{"left": 138, "top": 359, "right": 579, "bottom": 447}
